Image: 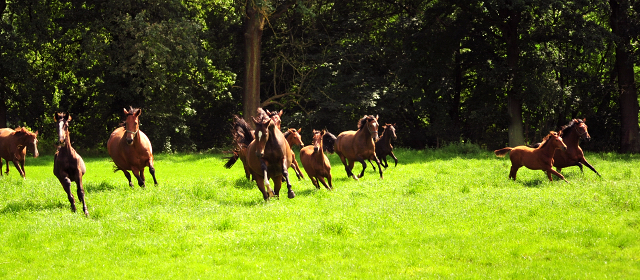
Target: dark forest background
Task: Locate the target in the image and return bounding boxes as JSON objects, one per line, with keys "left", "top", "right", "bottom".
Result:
{"left": 1, "top": 0, "right": 639, "bottom": 153}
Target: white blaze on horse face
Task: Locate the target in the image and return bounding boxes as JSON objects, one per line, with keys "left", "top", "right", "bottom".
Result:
{"left": 258, "top": 130, "right": 263, "bottom": 141}
{"left": 32, "top": 139, "right": 39, "bottom": 157}
{"left": 58, "top": 121, "right": 65, "bottom": 143}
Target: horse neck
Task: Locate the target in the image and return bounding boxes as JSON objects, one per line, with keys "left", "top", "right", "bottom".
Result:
{"left": 379, "top": 130, "right": 391, "bottom": 144}
{"left": 562, "top": 129, "right": 580, "bottom": 147}
{"left": 539, "top": 140, "right": 559, "bottom": 157}
{"left": 63, "top": 129, "right": 72, "bottom": 149}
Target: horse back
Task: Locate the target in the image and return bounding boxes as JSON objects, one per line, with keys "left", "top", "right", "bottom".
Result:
{"left": 335, "top": 131, "right": 356, "bottom": 156}
{"left": 510, "top": 146, "right": 552, "bottom": 170}
{"left": 0, "top": 128, "right": 16, "bottom": 160}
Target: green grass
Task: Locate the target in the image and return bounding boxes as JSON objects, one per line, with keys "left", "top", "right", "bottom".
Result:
{"left": 0, "top": 147, "right": 639, "bottom": 279}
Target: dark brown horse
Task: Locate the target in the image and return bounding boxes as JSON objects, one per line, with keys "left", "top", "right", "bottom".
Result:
{"left": 224, "top": 115, "right": 254, "bottom": 180}
{"left": 283, "top": 127, "right": 305, "bottom": 180}
{"left": 369, "top": 123, "right": 398, "bottom": 170}
{"left": 495, "top": 131, "right": 569, "bottom": 182}
{"left": 300, "top": 130, "right": 335, "bottom": 190}
{"left": 334, "top": 115, "right": 383, "bottom": 180}
{"left": 0, "top": 127, "right": 39, "bottom": 178}
{"left": 53, "top": 113, "right": 88, "bottom": 216}
{"left": 245, "top": 108, "right": 295, "bottom": 200}
{"left": 107, "top": 107, "right": 158, "bottom": 188}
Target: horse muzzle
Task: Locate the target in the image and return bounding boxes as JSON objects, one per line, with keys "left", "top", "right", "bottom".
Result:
{"left": 126, "top": 138, "right": 134, "bottom": 145}
{"left": 314, "top": 146, "right": 320, "bottom": 153}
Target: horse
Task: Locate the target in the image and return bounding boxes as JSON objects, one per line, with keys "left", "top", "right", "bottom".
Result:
{"left": 224, "top": 115, "right": 254, "bottom": 180}
{"left": 283, "top": 128, "right": 305, "bottom": 180}
{"left": 0, "top": 127, "right": 39, "bottom": 178}
{"left": 369, "top": 123, "right": 398, "bottom": 171}
{"left": 334, "top": 115, "right": 383, "bottom": 180}
{"left": 300, "top": 130, "right": 336, "bottom": 190}
{"left": 530, "top": 119, "right": 600, "bottom": 176}
{"left": 53, "top": 113, "right": 88, "bottom": 216}
{"left": 494, "top": 131, "right": 569, "bottom": 182}
{"left": 107, "top": 107, "right": 158, "bottom": 188}
{"left": 245, "top": 108, "right": 296, "bottom": 200}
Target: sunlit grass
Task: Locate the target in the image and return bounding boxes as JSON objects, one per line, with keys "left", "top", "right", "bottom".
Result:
{"left": 0, "top": 147, "right": 638, "bottom": 278}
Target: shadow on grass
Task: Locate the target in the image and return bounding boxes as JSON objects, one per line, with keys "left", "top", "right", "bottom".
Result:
{"left": 520, "top": 178, "right": 546, "bottom": 188}
{"left": 0, "top": 199, "right": 67, "bottom": 214}
{"left": 84, "top": 181, "right": 119, "bottom": 193}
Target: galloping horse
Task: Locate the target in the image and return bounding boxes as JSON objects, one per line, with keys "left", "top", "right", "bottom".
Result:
{"left": 224, "top": 115, "right": 254, "bottom": 180}
{"left": 300, "top": 130, "right": 336, "bottom": 190}
{"left": 369, "top": 123, "right": 398, "bottom": 170}
{"left": 494, "top": 131, "right": 569, "bottom": 182}
{"left": 335, "top": 115, "right": 383, "bottom": 180}
{"left": 53, "top": 113, "right": 88, "bottom": 216}
{"left": 0, "top": 127, "right": 39, "bottom": 178}
{"left": 245, "top": 108, "right": 296, "bottom": 200}
{"left": 283, "top": 128, "right": 305, "bottom": 180}
{"left": 107, "top": 107, "right": 158, "bottom": 188}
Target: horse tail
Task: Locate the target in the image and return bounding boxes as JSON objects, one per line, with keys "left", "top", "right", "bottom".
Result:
{"left": 223, "top": 150, "right": 239, "bottom": 169}
{"left": 494, "top": 147, "right": 513, "bottom": 157}
{"left": 232, "top": 115, "right": 253, "bottom": 146}
{"left": 322, "top": 131, "right": 338, "bottom": 154}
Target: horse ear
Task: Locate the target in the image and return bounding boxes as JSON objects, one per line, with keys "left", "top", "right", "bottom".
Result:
{"left": 582, "top": 118, "right": 586, "bottom": 122}
{"left": 123, "top": 108, "right": 129, "bottom": 115}
{"left": 35, "top": 131, "right": 38, "bottom": 136}
{"left": 298, "top": 128, "right": 302, "bottom": 133}
{"left": 135, "top": 109, "right": 141, "bottom": 116}
{"left": 278, "top": 110, "right": 283, "bottom": 117}
{"left": 67, "top": 114, "right": 72, "bottom": 122}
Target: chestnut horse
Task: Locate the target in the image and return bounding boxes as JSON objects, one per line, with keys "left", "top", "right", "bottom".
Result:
{"left": 369, "top": 123, "right": 398, "bottom": 171}
{"left": 494, "top": 131, "right": 569, "bottom": 182}
{"left": 0, "top": 127, "right": 39, "bottom": 178}
{"left": 335, "top": 115, "right": 383, "bottom": 180}
{"left": 53, "top": 113, "right": 88, "bottom": 216}
{"left": 245, "top": 108, "right": 295, "bottom": 200}
{"left": 107, "top": 107, "right": 158, "bottom": 188}
{"left": 283, "top": 128, "right": 305, "bottom": 180}
{"left": 300, "top": 130, "right": 336, "bottom": 190}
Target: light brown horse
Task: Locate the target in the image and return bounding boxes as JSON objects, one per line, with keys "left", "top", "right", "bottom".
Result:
{"left": 494, "top": 131, "right": 569, "bottom": 182}
{"left": 107, "top": 107, "right": 158, "bottom": 188}
{"left": 369, "top": 123, "right": 398, "bottom": 170}
{"left": 245, "top": 108, "right": 295, "bottom": 200}
{"left": 53, "top": 113, "right": 88, "bottom": 216}
{"left": 283, "top": 127, "right": 305, "bottom": 180}
{"left": 0, "top": 127, "right": 39, "bottom": 178}
{"left": 300, "top": 130, "right": 335, "bottom": 190}
{"left": 334, "top": 115, "right": 383, "bottom": 180}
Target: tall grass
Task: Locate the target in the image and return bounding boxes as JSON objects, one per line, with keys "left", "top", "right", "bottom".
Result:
{"left": 0, "top": 146, "right": 638, "bottom": 278}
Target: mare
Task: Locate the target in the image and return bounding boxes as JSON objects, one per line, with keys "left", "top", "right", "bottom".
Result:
{"left": 0, "top": 127, "right": 39, "bottom": 178}
{"left": 245, "top": 108, "right": 295, "bottom": 200}
{"left": 369, "top": 123, "right": 398, "bottom": 171}
{"left": 224, "top": 115, "right": 253, "bottom": 180}
{"left": 334, "top": 115, "right": 383, "bottom": 180}
{"left": 107, "top": 107, "right": 158, "bottom": 188}
{"left": 53, "top": 113, "right": 88, "bottom": 216}
{"left": 494, "top": 131, "right": 569, "bottom": 182}
{"left": 300, "top": 130, "right": 336, "bottom": 190}
{"left": 283, "top": 127, "right": 305, "bottom": 180}
{"left": 531, "top": 119, "right": 600, "bottom": 176}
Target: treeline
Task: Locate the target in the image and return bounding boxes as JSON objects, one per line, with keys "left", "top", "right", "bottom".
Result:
{"left": 1, "top": 0, "right": 638, "bottom": 153}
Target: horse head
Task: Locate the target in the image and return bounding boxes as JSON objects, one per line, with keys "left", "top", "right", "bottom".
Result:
{"left": 252, "top": 110, "right": 273, "bottom": 158}
{"left": 266, "top": 109, "right": 283, "bottom": 130}
{"left": 573, "top": 119, "right": 591, "bottom": 142}
{"left": 286, "top": 128, "right": 304, "bottom": 147}
{"left": 312, "top": 129, "right": 323, "bottom": 153}
{"left": 546, "top": 131, "right": 567, "bottom": 152}
{"left": 358, "top": 115, "right": 380, "bottom": 141}
{"left": 15, "top": 127, "right": 39, "bottom": 158}
{"left": 385, "top": 123, "right": 397, "bottom": 141}
{"left": 54, "top": 112, "right": 71, "bottom": 145}
{"left": 123, "top": 107, "right": 141, "bottom": 145}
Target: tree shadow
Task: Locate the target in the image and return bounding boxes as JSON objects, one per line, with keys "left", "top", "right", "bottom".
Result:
{"left": 84, "top": 181, "right": 119, "bottom": 193}
{"left": 0, "top": 199, "right": 67, "bottom": 214}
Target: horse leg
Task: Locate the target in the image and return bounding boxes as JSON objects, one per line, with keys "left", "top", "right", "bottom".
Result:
{"left": 0, "top": 159, "right": 3, "bottom": 176}
{"left": 132, "top": 168, "right": 145, "bottom": 188}
{"left": 4, "top": 159, "right": 9, "bottom": 175}
{"left": 75, "top": 174, "right": 88, "bottom": 216}
{"left": 273, "top": 175, "right": 283, "bottom": 198}
{"left": 547, "top": 169, "right": 569, "bottom": 183}
{"left": 122, "top": 170, "right": 134, "bottom": 188}
{"left": 368, "top": 159, "right": 376, "bottom": 172}
{"left": 326, "top": 173, "right": 333, "bottom": 190}
{"left": 390, "top": 151, "right": 398, "bottom": 167}
{"left": 281, "top": 160, "right": 295, "bottom": 199}
{"left": 339, "top": 154, "right": 356, "bottom": 179}
{"left": 259, "top": 159, "right": 273, "bottom": 195}
{"left": 576, "top": 162, "right": 584, "bottom": 172}
{"left": 58, "top": 176, "right": 76, "bottom": 213}
{"left": 148, "top": 160, "right": 158, "bottom": 185}
{"left": 356, "top": 157, "right": 367, "bottom": 179}
{"left": 255, "top": 176, "right": 270, "bottom": 201}
{"left": 317, "top": 177, "right": 331, "bottom": 190}
{"left": 12, "top": 159, "right": 25, "bottom": 178}
{"left": 580, "top": 159, "right": 601, "bottom": 177}
{"left": 310, "top": 177, "right": 320, "bottom": 189}
{"left": 371, "top": 155, "right": 384, "bottom": 179}
{"left": 509, "top": 165, "right": 520, "bottom": 180}
{"left": 291, "top": 157, "right": 304, "bottom": 180}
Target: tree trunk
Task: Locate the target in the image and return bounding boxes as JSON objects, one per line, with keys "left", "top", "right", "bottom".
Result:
{"left": 610, "top": 0, "right": 639, "bottom": 153}
{"left": 503, "top": 8, "right": 524, "bottom": 147}
{"left": 243, "top": 5, "right": 265, "bottom": 123}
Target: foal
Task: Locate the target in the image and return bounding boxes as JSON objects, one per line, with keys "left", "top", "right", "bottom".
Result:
{"left": 300, "top": 130, "right": 335, "bottom": 190}
{"left": 283, "top": 128, "right": 305, "bottom": 180}
{"left": 369, "top": 123, "right": 398, "bottom": 171}
{"left": 0, "top": 127, "right": 39, "bottom": 178}
{"left": 53, "top": 113, "right": 88, "bottom": 216}
{"left": 495, "top": 131, "right": 569, "bottom": 182}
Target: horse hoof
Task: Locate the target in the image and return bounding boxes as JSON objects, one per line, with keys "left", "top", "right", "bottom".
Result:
{"left": 288, "top": 191, "right": 295, "bottom": 199}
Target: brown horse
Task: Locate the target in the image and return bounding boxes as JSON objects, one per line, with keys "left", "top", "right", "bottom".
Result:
{"left": 334, "top": 115, "right": 383, "bottom": 180}
{"left": 369, "top": 123, "right": 398, "bottom": 170}
{"left": 107, "top": 107, "right": 158, "bottom": 188}
{"left": 0, "top": 127, "right": 39, "bottom": 178}
{"left": 245, "top": 108, "right": 296, "bottom": 200}
{"left": 283, "top": 128, "right": 305, "bottom": 180}
{"left": 495, "top": 131, "right": 569, "bottom": 182}
{"left": 224, "top": 115, "right": 254, "bottom": 180}
{"left": 300, "top": 130, "right": 335, "bottom": 190}
{"left": 53, "top": 113, "right": 88, "bottom": 216}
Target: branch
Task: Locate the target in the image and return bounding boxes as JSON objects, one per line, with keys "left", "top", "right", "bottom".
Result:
{"left": 260, "top": 92, "right": 301, "bottom": 108}
{"left": 270, "top": 0, "right": 297, "bottom": 21}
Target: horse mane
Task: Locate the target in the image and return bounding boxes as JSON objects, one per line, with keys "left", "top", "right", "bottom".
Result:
{"left": 231, "top": 115, "right": 253, "bottom": 147}
{"left": 322, "top": 130, "right": 337, "bottom": 154}
{"left": 559, "top": 119, "right": 583, "bottom": 137}
{"left": 13, "top": 127, "right": 36, "bottom": 137}
{"left": 283, "top": 128, "right": 297, "bottom": 139}
{"left": 126, "top": 106, "right": 140, "bottom": 116}
{"left": 538, "top": 131, "right": 558, "bottom": 149}
{"left": 357, "top": 115, "right": 376, "bottom": 130}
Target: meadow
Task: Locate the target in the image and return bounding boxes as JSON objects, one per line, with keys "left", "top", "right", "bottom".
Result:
{"left": 0, "top": 145, "right": 638, "bottom": 279}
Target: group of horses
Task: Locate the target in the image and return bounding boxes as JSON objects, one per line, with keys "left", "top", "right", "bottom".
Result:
{"left": 0, "top": 107, "right": 157, "bottom": 216}
{"left": 224, "top": 108, "right": 399, "bottom": 200}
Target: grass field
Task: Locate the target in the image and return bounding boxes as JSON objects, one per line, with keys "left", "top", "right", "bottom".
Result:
{"left": 0, "top": 145, "right": 639, "bottom": 279}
